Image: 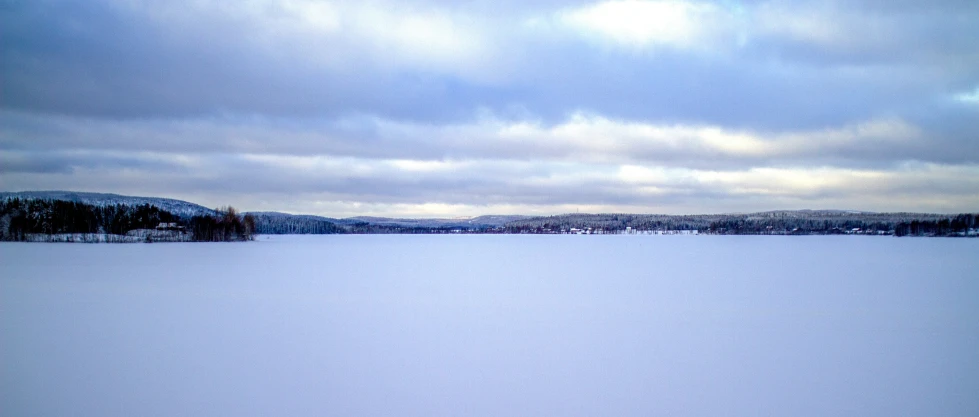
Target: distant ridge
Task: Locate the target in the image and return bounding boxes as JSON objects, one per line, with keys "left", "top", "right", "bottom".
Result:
{"left": 246, "top": 211, "right": 346, "bottom": 234}
{"left": 247, "top": 211, "right": 341, "bottom": 222}
{"left": 347, "top": 215, "right": 528, "bottom": 228}
{"left": 0, "top": 191, "right": 217, "bottom": 218}
{"left": 0, "top": 192, "right": 526, "bottom": 226}
{"left": 2, "top": 191, "right": 976, "bottom": 236}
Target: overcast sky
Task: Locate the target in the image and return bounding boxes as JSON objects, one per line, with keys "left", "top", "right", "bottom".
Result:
{"left": 2, "top": 0, "right": 978, "bottom": 217}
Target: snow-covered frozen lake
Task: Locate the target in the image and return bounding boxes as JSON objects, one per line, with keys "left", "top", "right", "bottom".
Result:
{"left": 2, "top": 235, "right": 978, "bottom": 417}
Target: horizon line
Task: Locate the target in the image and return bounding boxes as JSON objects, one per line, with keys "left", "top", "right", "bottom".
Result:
{"left": 2, "top": 190, "right": 976, "bottom": 219}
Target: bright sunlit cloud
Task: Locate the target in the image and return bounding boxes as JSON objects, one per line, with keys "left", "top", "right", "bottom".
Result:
{"left": 559, "top": 0, "right": 722, "bottom": 49}
{"left": 954, "top": 87, "right": 979, "bottom": 104}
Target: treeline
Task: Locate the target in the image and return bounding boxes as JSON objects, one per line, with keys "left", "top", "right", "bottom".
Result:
{"left": 708, "top": 218, "right": 894, "bottom": 235}
{"left": 706, "top": 212, "right": 978, "bottom": 236}
{"left": 0, "top": 198, "right": 255, "bottom": 242}
{"left": 246, "top": 214, "right": 499, "bottom": 234}
{"left": 251, "top": 211, "right": 979, "bottom": 236}
{"left": 893, "top": 214, "right": 979, "bottom": 237}
{"left": 502, "top": 213, "right": 717, "bottom": 234}
{"left": 4, "top": 197, "right": 976, "bottom": 239}
{"left": 249, "top": 213, "right": 345, "bottom": 234}
{"left": 343, "top": 222, "right": 495, "bottom": 234}
{"left": 0, "top": 198, "right": 179, "bottom": 240}
{"left": 501, "top": 211, "right": 979, "bottom": 237}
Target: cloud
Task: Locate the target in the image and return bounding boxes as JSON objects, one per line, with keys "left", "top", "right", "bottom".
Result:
{"left": 0, "top": 110, "right": 956, "bottom": 167}
{"left": 751, "top": 3, "right": 864, "bottom": 49}
{"left": 3, "top": 107, "right": 978, "bottom": 215}
{"left": 5, "top": 0, "right": 975, "bottom": 125}
{"left": 955, "top": 87, "right": 979, "bottom": 104}
{"left": 1, "top": 0, "right": 978, "bottom": 215}
{"left": 112, "top": 0, "right": 496, "bottom": 79}
{"left": 558, "top": 0, "right": 727, "bottom": 50}
{"left": 3, "top": 147, "right": 978, "bottom": 216}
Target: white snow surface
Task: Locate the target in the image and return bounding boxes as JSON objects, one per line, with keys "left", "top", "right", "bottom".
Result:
{"left": 2, "top": 235, "right": 977, "bottom": 417}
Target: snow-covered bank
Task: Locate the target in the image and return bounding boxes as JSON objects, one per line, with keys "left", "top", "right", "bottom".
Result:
{"left": 19, "top": 230, "right": 193, "bottom": 243}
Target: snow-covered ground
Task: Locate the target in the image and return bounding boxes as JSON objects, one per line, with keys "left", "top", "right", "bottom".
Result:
{"left": 2, "top": 235, "right": 977, "bottom": 417}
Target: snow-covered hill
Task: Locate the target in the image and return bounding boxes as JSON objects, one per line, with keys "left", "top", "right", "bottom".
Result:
{"left": 0, "top": 191, "right": 217, "bottom": 218}
{"left": 246, "top": 212, "right": 345, "bottom": 234}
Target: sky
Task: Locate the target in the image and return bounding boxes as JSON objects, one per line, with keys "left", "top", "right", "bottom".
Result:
{"left": 2, "top": 0, "right": 978, "bottom": 217}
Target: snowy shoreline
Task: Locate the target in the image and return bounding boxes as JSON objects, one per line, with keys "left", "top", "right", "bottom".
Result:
{"left": 10, "top": 230, "right": 978, "bottom": 243}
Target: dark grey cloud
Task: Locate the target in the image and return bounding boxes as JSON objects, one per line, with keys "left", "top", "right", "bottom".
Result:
{"left": 2, "top": 0, "right": 977, "bottom": 128}
{"left": 3, "top": 110, "right": 976, "bottom": 169}
{"left": 1, "top": 0, "right": 977, "bottom": 215}
{"left": 3, "top": 146, "right": 977, "bottom": 215}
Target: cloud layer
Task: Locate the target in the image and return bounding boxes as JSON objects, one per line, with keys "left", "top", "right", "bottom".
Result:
{"left": 2, "top": 0, "right": 977, "bottom": 216}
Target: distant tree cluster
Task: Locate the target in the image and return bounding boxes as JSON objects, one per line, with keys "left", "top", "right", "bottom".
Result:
{"left": 189, "top": 207, "right": 255, "bottom": 242}
{"left": 1, "top": 198, "right": 256, "bottom": 242}
{"left": 249, "top": 213, "right": 345, "bottom": 234}
{"left": 501, "top": 211, "right": 979, "bottom": 237}
{"left": 893, "top": 214, "right": 979, "bottom": 237}
{"left": 342, "top": 222, "right": 488, "bottom": 234}
{"left": 704, "top": 212, "right": 977, "bottom": 236}
{"left": 706, "top": 218, "right": 892, "bottom": 235}
{"left": 503, "top": 214, "right": 715, "bottom": 234}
